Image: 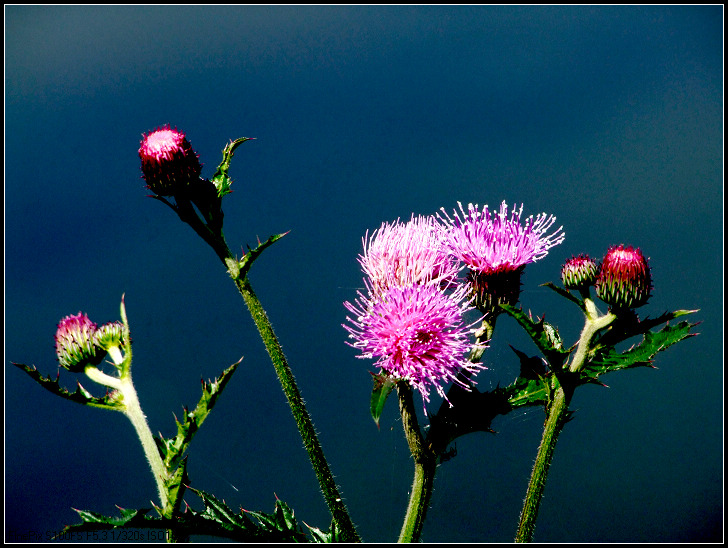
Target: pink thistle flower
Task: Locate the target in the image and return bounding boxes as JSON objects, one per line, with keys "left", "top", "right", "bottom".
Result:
{"left": 439, "top": 201, "right": 565, "bottom": 315}
{"left": 343, "top": 283, "right": 485, "bottom": 405}
{"left": 359, "top": 215, "right": 460, "bottom": 298}
{"left": 595, "top": 245, "right": 652, "bottom": 309}
{"left": 139, "top": 125, "right": 202, "bottom": 196}
{"left": 55, "top": 312, "right": 106, "bottom": 372}
{"left": 440, "top": 201, "right": 565, "bottom": 275}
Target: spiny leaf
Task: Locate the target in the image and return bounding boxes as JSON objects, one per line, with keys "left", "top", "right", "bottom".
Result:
{"left": 307, "top": 519, "right": 343, "bottom": 543}
{"left": 211, "top": 137, "right": 255, "bottom": 197}
{"left": 498, "top": 305, "right": 571, "bottom": 369}
{"left": 11, "top": 363, "right": 125, "bottom": 411}
{"left": 583, "top": 320, "right": 698, "bottom": 380}
{"left": 157, "top": 359, "right": 242, "bottom": 472}
{"left": 189, "top": 487, "right": 308, "bottom": 542}
{"left": 237, "top": 232, "right": 289, "bottom": 280}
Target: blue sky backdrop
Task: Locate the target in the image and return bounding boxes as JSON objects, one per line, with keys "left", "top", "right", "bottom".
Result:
{"left": 5, "top": 5, "right": 722, "bottom": 542}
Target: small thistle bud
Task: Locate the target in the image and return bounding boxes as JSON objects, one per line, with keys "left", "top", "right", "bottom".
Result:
{"left": 561, "top": 254, "right": 598, "bottom": 290}
{"left": 139, "top": 125, "right": 202, "bottom": 196}
{"left": 94, "top": 321, "right": 124, "bottom": 351}
{"left": 55, "top": 313, "right": 106, "bottom": 372}
{"left": 595, "top": 245, "right": 652, "bottom": 309}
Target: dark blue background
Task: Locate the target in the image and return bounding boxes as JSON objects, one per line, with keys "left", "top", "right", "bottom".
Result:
{"left": 5, "top": 6, "right": 722, "bottom": 542}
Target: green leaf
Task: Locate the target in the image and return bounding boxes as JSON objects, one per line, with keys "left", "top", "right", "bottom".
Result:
{"left": 156, "top": 359, "right": 242, "bottom": 472}
{"left": 11, "top": 363, "right": 125, "bottom": 412}
{"left": 211, "top": 137, "right": 254, "bottom": 197}
{"left": 498, "top": 305, "right": 571, "bottom": 370}
{"left": 370, "top": 372, "right": 397, "bottom": 428}
{"left": 60, "top": 493, "right": 311, "bottom": 542}
{"left": 236, "top": 231, "right": 289, "bottom": 280}
{"left": 583, "top": 320, "right": 698, "bottom": 381}
{"left": 190, "top": 488, "right": 308, "bottom": 542}
{"left": 502, "top": 350, "right": 553, "bottom": 411}
{"left": 307, "top": 519, "right": 343, "bottom": 542}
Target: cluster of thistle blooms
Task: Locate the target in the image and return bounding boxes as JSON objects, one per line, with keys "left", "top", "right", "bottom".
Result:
{"left": 343, "top": 202, "right": 566, "bottom": 407}
{"left": 55, "top": 313, "right": 125, "bottom": 373}
{"left": 344, "top": 202, "right": 653, "bottom": 409}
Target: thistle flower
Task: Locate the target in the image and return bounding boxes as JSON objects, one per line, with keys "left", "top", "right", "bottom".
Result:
{"left": 595, "top": 245, "right": 652, "bottom": 309}
{"left": 55, "top": 312, "right": 106, "bottom": 372}
{"left": 561, "top": 254, "right": 599, "bottom": 290}
{"left": 440, "top": 201, "right": 565, "bottom": 314}
{"left": 343, "top": 283, "right": 484, "bottom": 405}
{"left": 359, "top": 215, "right": 459, "bottom": 298}
{"left": 139, "top": 125, "right": 202, "bottom": 196}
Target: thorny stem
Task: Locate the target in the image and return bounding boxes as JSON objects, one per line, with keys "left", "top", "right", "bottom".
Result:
{"left": 193, "top": 221, "right": 361, "bottom": 542}
{"left": 515, "top": 299, "right": 616, "bottom": 542}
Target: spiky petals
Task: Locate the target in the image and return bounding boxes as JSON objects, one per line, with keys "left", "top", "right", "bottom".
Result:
{"left": 55, "top": 313, "right": 106, "bottom": 372}
{"left": 344, "top": 284, "right": 484, "bottom": 405}
{"left": 440, "top": 201, "right": 565, "bottom": 275}
{"left": 359, "top": 215, "right": 460, "bottom": 298}
{"left": 561, "top": 254, "right": 599, "bottom": 290}
{"left": 139, "top": 125, "right": 202, "bottom": 196}
{"left": 595, "top": 245, "right": 652, "bottom": 309}
{"left": 440, "top": 201, "right": 564, "bottom": 315}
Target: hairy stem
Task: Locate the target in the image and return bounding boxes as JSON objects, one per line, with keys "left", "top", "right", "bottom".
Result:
{"left": 515, "top": 383, "right": 571, "bottom": 542}
{"left": 397, "top": 383, "right": 437, "bottom": 543}
{"left": 233, "top": 275, "right": 360, "bottom": 541}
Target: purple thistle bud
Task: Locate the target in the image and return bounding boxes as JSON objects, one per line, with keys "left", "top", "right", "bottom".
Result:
{"left": 55, "top": 312, "right": 106, "bottom": 372}
{"left": 139, "top": 125, "right": 202, "bottom": 196}
{"left": 561, "top": 254, "right": 599, "bottom": 290}
{"left": 358, "top": 215, "right": 460, "bottom": 298}
{"left": 595, "top": 245, "right": 652, "bottom": 309}
{"left": 344, "top": 283, "right": 485, "bottom": 406}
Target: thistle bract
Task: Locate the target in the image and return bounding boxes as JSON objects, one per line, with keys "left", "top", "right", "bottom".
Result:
{"left": 55, "top": 312, "right": 106, "bottom": 372}
{"left": 561, "top": 254, "right": 598, "bottom": 290}
{"left": 595, "top": 245, "right": 652, "bottom": 309}
{"left": 139, "top": 125, "right": 202, "bottom": 196}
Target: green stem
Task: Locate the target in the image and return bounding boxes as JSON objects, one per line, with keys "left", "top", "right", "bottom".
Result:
{"left": 83, "top": 364, "right": 169, "bottom": 511}
{"left": 119, "top": 376, "right": 170, "bottom": 510}
{"left": 233, "top": 275, "right": 360, "bottom": 541}
{"left": 397, "top": 383, "right": 437, "bottom": 543}
{"left": 514, "top": 382, "right": 571, "bottom": 543}
{"left": 172, "top": 201, "right": 360, "bottom": 540}
{"left": 515, "top": 301, "right": 615, "bottom": 542}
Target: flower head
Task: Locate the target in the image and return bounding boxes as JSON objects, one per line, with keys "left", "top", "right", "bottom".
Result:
{"left": 359, "top": 215, "right": 459, "bottom": 298}
{"left": 595, "top": 245, "right": 652, "bottom": 309}
{"left": 440, "top": 201, "right": 565, "bottom": 275}
{"left": 440, "top": 201, "right": 564, "bottom": 315}
{"left": 55, "top": 312, "right": 106, "bottom": 372}
{"left": 344, "top": 283, "right": 484, "bottom": 405}
{"left": 561, "top": 254, "right": 599, "bottom": 290}
{"left": 139, "top": 125, "right": 202, "bottom": 196}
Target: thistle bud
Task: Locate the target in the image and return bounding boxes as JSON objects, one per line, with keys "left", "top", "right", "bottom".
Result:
{"left": 595, "top": 245, "right": 652, "bottom": 309}
{"left": 139, "top": 126, "right": 202, "bottom": 196}
{"left": 94, "top": 321, "right": 125, "bottom": 367}
{"left": 55, "top": 313, "right": 106, "bottom": 372}
{"left": 561, "top": 254, "right": 598, "bottom": 290}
